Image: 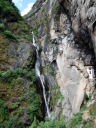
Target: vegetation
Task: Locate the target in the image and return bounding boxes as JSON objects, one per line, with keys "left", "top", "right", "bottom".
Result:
{"left": 30, "top": 116, "right": 66, "bottom": 128}
{"left": 67, "top": 113, "right": 83, "bottom": 128}
{"left": 0, "top": 0, "right": 96, "bottom": 128}
{"left": 67, "top": 103, "right": 96, "bottom": 128}
{"left": 0, "top": 0, "right": 31, "bottom": 42}
{"left": 37, "top": 119, "right": 66, "bottom": 128}
{"left": 0, "top": 0, "right": 21, "bottom": 20}
{"left": 0, "top": 68, "right": 36, "bottom": 83}
{"left": 3, "top": 30, "right": 18, "bottom": 40}
{"left": 0, "top": 23, "right": 5, "bottom": 31}
{"left": 50, "top": 85, "right": 64, "bottom": 110}
{"left": 0, "top": 68, "right": 43, "bottom": 127}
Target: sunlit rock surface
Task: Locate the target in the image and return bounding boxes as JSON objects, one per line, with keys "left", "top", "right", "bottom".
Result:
{"left": 26, "top": 0, "right": 96, "bottom": 118}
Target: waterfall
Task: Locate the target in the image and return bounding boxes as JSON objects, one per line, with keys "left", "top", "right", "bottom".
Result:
{"left": 40, "top": 75, "right": 51, "bottom": 118}
{"left": 32, "top": 32, "right": 51, "bottom": 119}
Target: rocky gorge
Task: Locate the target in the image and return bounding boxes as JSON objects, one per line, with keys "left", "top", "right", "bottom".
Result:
{"left": 0, "top": 0, "right": 96, "bottom": 128}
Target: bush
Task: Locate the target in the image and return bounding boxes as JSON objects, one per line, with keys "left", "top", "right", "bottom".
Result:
{"left": 67, "top": 113, "right": 82, "bottom": 128}
{"left": 3, "top": 30, "right": 17, "bottom": 40}
{"left": 0, "top": 67, "right": 42, "bottom": 127}
{"left": 29, "top": 117, "right": 39, "bottom": 128}
{"left": 27, "top": 88, "right": 43, "bottom": 123}
{"left": 37, "top": 116, "right": 66, "bottom": 128}
{"left": 0, "top": 0, "right": 21, "bottom": 21}
{"left": 7, "top": 115, "right": 17, "bottom": 128}
{"left": 0, "top": 68, "right": 36, "bottom": 83}
{"left": 0, "top": 99, "right": 9, "bottom": 124}
{"left": 0, "top": 23, "right": 5, "bottom": 31}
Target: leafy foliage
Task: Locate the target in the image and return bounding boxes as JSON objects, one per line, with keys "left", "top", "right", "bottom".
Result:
{"left": 28, "top": 88, "right": 43, "bottom": 122}
{"left": 0, "top": 0, "right": 21, "bottom": 20}
{"left": 37, "top": 117, "right": 66, "bottom": 128}
{"left": 67, "top": 113, "right": 83, "bottom": 128}
{"left": 0, "top": 99, "right": 9, "bottom": 123}
{"left": 0, "top": 23, "right": 5, "bottom": 31}
{"left": 0, "top": 67, "right": 43, "bottom": 127}
{"left": 3, "top": 30, "right": 18, "bottom": 40}
{"left": 0, "top": 0, "right": 31, "bottom": 42}
{"left": 0, "top": 68, "right": 36, "bottom": 83}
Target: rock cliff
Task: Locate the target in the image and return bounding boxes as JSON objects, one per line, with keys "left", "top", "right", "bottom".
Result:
{"left": 0, "top": 0, "right": 96, "bottom": 127}
{"left": 26, "top": 0, "right": 96, "bottom": 118}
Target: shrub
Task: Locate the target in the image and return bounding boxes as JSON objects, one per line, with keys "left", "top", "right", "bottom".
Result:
{"left": 29, "top": 117, "right": 39, "bottom": 128}
{"left": 0, "top": 23, "right": 5, "bottom": 31}
{"left": 7, "top": 115, "right": 17, "bottom": 128}
{"left": 0, "top": 0, "right": 21, "bottom": 21}
{"left": 0, "top": 67, "right": 42, "bottom": 127}
{"left": 0, "top": 99, "right": 9, "bottom": 123}
{"left": 67, "top": 113, "right": 82, "bottom": 128}
{"left": 0, "top": 68, "right": 36, "bottom": 83}
{"left": 37, "top": 116, "right": 66, "bottom": 128}
{"left": 27, "top": 88, "right": 43, "bottom": 122}
{"left": 3, "top": 30, "right": 17, "bottom": 40}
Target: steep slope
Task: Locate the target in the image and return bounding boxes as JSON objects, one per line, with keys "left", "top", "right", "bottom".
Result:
{"left": 0, "top": 0, "right": 34, "bottom": 70}
{"left": 0, "top": 0, "right": 96, "bottom": 127}
{"left": 26, "top": 0, "right": 96, "bottom": 126}
{"left": 0, "top": 0, "right": 43, "bottom": 127}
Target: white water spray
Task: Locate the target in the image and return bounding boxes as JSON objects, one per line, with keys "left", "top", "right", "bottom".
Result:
{"left": 32, "top": 32, "right": 51, "bottom": 119}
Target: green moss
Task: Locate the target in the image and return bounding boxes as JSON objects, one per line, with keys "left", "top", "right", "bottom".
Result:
{"left": 50, "top": 85, "right": 64, "bottom": 110}
{"left": 42, "top": 65, "right": 55, "bottom": 76}
{"left": 49, "top": 65, "right": 55, "bottom": 76}
{"left": 90, "top": 103, "right": 96, "bottom": 116}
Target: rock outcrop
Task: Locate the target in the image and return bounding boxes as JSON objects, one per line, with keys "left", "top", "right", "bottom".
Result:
{"left": 26, "top": 0, "right": 96, "bottom": 117}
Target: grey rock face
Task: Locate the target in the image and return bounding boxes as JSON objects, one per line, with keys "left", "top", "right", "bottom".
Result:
{"left": 26, "top": 0, "right": 96, "bottom": 117}
{"left": 1, "top": 42, "right": 35, "bottom": 70}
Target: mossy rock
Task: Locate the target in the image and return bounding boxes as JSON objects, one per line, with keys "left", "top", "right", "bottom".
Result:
{"left": 89, "top": 103, "right": 96, "bottom": 116}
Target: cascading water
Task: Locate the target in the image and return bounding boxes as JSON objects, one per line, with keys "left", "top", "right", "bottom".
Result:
{"left": 32, "top": 32, "right": 51, "bottom": 119}
{"left": 40, "top": 75, "right": 51, "bottom": 118}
